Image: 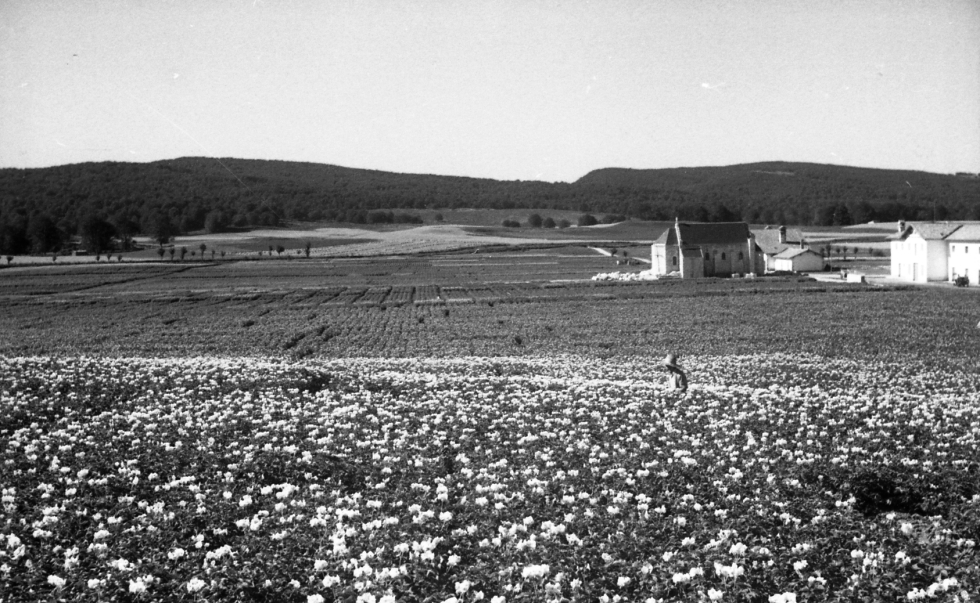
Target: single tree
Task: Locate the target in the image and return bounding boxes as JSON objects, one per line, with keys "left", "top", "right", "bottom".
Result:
{"left": 527, "top": 213, "right": 543, "bottom": 228}
{"left": 5, "top": 256, "right": 12, "bottom": 265}
{"left": 156, "top": 247, "right": 165, "bottom": 260}
{"left": 304, "top": 242, "right": 311, "bottom": 258}
{"left": 542, "top": 217, "right": 556, "bottom": 228}
{"left": 150, "top": 212, "right": 175, "bottom": 246}
{"left": 199, "top": 243, "right": 207, "bottom": 258}
{"left": 168, "top": 247, "right": 175, "bottom": 261}
{"left": 276, "top": 245, "right": 285, "bottom": 256}
{"left": 220, "top": 250, "right": 225, "bottom": 258}
{"left": 180, "top": 246, "right": 188, "bottom": 261}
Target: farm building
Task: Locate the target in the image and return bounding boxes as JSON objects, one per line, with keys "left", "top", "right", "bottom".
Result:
{"left": 752, "top": 225, "right": 806, "bottom": 271}
{"left": 890, "top": 221, "right": 980, "bottom": 285}
{"left": 946, "top": 225, "right": 980, "bottom": 286}
{"left": 770, "top": 247, "right": 825, "bottom": 272}
{"left": 650, "top": 220, "right": 764, "bottom": 278}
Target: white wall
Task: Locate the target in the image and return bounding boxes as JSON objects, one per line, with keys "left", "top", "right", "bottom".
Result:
{"left": 948, "top": 241, "right": 980, "bottom": 285}
{"left": 890, "top": 234, "right": 946, "bottom": 282}
{"left": 774, "top": 252, "right": 824, "bottom": 272}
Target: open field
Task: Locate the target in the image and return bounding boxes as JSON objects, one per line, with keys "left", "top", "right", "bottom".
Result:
{"left": 0, "top": 252, "right": 977, "bottom": 361}
{"left": 2, "top": 248, "right": 979, "bottom": 602}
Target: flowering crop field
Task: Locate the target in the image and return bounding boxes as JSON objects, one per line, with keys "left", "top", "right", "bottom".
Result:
{"left": 2, "top": 355, "right": 978, "bottom": 602}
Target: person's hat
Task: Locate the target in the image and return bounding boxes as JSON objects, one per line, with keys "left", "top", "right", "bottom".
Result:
{"left": 662, "top": 353, "right": 679, "bottom": 368}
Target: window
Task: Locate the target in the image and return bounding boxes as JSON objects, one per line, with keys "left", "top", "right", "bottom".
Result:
{"left": 705, "top": 252, "right": 711, "bottom": 260}
{"left": 738, "top": 252, "right": 744, "bottom": 260}
{"left": 952, "top": 245, "right": 956, "bottom": 253}
{"left": 672, "top": 256, "right": 677, "bottom": 266}
{"left": 721, "top": 252, "right": 726, "bottom": 260}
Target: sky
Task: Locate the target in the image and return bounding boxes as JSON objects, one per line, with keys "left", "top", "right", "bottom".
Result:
{"left": 1, "top": 0, "right": 978, "bottom": 183}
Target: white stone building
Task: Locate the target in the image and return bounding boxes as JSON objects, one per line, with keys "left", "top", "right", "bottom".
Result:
{"left": 890, "top": 221, "right": 980, "bottom": 285}
{"left": 946, "top": 225, "right": 980, "bottom": 285}
{"left": 651, "top": 221, "right": 764, "bottom": 278}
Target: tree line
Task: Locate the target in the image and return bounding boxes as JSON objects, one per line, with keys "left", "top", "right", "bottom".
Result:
{"left": 1, "top": 157, "right": 977, "bottom": 254}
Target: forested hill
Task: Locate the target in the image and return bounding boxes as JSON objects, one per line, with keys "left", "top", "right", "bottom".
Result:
{"left": 0, "top": 157, "right": 978, "bottom": 253}
{"left": 575, "top": 161, "right": 979, "bottom": 223}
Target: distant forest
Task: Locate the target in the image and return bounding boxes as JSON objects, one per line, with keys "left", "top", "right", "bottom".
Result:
{"left": 1, "top": 157, "right": 978, "bottom": 254}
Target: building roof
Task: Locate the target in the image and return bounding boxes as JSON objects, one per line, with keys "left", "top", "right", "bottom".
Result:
{"left": 653, "top": 222, "right": 752, "bottom": 246}
{"left": 752, "top": 226, "right": 805, "bottom": 255}
{"left": 945, "top": 225, "right": 980, "bottom": 242}
{"left": 773, "top": 247, "right": 821, "bottom": 259}
{"left": 889, "top": 222, "right": 962, "bottom": 241}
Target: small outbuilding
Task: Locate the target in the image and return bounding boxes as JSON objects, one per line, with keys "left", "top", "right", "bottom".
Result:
{"left": 771, "top": 247, "right": 825, "bottom": 272}
{"left": 753, "top": 225, "right": 806, "bottom": 272}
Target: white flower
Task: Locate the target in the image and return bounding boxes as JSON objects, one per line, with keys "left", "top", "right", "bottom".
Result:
{"left": 793, "top": 560, "right": 808, "bottom": 571}
{"left": 729, "top": 542, "right": 747, "bottom": 556}
{"left": 187, "top": 578, "right": 207, "bottom": 593}
{"left": 708, "top": 588, "right": 724, "bottom": 601}
{"left": 308, "top": 595, "right": 325, "bottom": 603}
{"left": 521, "top": 564, "right": 550, "bottom": 579}
{"left": 768, "top": 594, "right": 796, "bottom": 603}
{"left": 617, "top": 576, "right": 630, "bottom": 587}
{"left": 129, "top": 577, "right": 148, "bottom": 594}
{"left": 47, "top": 575, "right": 66, "bottom": 589}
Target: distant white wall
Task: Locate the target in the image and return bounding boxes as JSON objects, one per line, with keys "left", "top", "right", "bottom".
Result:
{"left": 949, "top": 241, "right": 980, "bottom": 285}
{"left": 891, "top": 234, "right": 947, "bottom": 282}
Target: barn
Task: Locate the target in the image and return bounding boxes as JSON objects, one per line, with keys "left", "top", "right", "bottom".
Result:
{"left": 753, "top": 225, "right": 806, "bottom": 272}
{"left": 651, "top": 220, "right": 764, "bottom": 278}
{"left": 771, "top": 247, "right": 825, "bottom": 272}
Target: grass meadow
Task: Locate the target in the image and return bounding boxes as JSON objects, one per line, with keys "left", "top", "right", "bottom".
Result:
{"left": 1, "top": 246, "right": 977, "bottom": 603}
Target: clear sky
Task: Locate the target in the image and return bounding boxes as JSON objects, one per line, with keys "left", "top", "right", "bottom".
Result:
{"left": 1, "top": 0, "right": 978, "bottom": 182}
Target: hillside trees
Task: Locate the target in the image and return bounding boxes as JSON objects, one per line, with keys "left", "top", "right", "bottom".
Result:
{"left": 0, "top": 218, "right": 29, "bottom": 254}
{"left": 79, "top": 215, "right": 116, "bottom": 253}
{"left": 0, "top": 159, "right": 976, "bottom": 231}
{"left": 27, "top": 214, "right": 62, "bottom": 253}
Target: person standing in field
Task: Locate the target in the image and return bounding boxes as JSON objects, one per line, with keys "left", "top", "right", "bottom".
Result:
{"left": 662, "top": 353, "right": 688, "bottom": 393}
